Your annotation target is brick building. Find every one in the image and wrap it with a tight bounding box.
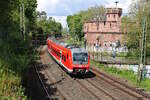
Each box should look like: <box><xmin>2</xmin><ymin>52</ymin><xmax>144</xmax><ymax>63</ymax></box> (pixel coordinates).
<box><xmin>83</xmin><ymin>7</ymin><xmax>126</xmax><ymax>52</ymax></box>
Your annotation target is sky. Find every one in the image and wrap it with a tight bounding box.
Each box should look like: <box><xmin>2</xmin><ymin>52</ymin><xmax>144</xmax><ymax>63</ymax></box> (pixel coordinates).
<box><xmin>37</xmin><ymin>0</ymin><xmax>133</xmax><ymax>27</ymax></box>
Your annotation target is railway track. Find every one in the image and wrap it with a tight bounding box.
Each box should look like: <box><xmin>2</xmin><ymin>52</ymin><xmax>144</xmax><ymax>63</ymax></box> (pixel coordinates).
<box><xmin>34</xmin><ymin>61</ymin><xmax>67</xmax><ymax>99</ymax></box>
<box><xmin>34</xmin><ymin>64</ymin><xmax>51</xmax><ymax>99</ymax></box>
<box><xmin>42</xmin><ymin>54</ymin><xmax>102</xmax><ymax>100</ymax></box>
<box><xmin>49</xmin><ymin>53</ymin><xmax>145</xmax><ymax>100</ymax></box>
<box><xmin>41</xmin><ymin>60</ymin><xmax>67</xmax><ymax>100</ymax></box>
<box><xmin>84</xmin><ymin>79</ymin><xmax>116</xmax><ymax>100</ymax></box>
<box><xmin>45</xmin><ymin>52</ymin><xmax>118</xmax><ymax>100</ymax></box>
<box><xmin>75</xmin><ymin>79</ymin><xmax>101</xmax><ymax>100</ymax></box>
<box><xmin>38</xmin><ymin>49</ymin><xmax>150</xmax><ymax>100</ymax></box>
<box><xmin>91</xmin><ymin>67</ymin><xmax>149</xmax><ymax>100</ymax></box>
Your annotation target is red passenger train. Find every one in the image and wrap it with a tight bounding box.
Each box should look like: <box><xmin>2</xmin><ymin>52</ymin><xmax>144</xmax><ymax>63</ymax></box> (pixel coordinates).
<box><xmin>47</xmin><ymin>37</ymin><xmax>90</xmax><ymax>74</ymax></box>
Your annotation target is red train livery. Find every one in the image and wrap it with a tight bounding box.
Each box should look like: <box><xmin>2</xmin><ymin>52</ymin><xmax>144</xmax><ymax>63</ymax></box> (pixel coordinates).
<box><xmin>47</xmin><ymin>37</ymin><xmax>90</xmax><ymax>74</ymax></box>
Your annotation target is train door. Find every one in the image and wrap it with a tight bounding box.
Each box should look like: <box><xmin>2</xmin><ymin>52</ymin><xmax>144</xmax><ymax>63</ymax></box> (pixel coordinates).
<box><xmin>60</xmin><ymin>51</ymin><xmax>62</xmax><ymax>63</ymax></box>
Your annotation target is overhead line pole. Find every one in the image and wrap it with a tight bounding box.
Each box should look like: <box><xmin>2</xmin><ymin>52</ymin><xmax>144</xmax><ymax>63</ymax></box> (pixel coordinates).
<box><xmin>137</xmin><ymin>1</ymin><xmax>147</xmax><ymax>84</ymax></box>
<box><xmin>20</xmin><ymin>3</ymin><xmax>26</xmax><ymax>41</ymax></box>
<box><xmin>23</xmin><ymin>3</ymin><xmax>26</xmax><ymax>41</ymax></box>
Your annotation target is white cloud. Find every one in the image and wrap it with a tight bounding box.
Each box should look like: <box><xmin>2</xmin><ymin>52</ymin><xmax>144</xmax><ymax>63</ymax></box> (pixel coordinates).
<box><xmin>37</xmin><ymin>0</ymin><xmax>133</xmax><ymax>15</ymax></box>
<box><xmin>37</xmin><ymin>0</ymin><xmax>133</xmax><ymax>27</ymax></box>
<box><xmin>37</xmin><ymin>0</ymin><xmax>60</xmax><ymax>13</ymax></box>
<box><xmin>52</xmin><ymin>16</ymin><xmax>67</xmax><ymax>28</ymax></box>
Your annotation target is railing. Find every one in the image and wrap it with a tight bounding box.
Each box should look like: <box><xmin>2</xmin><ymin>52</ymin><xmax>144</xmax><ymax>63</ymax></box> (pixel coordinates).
<box><xmin>89</xmin><ymin>52</ymin><xmax>150</xmax><ymax>65</ymax></box>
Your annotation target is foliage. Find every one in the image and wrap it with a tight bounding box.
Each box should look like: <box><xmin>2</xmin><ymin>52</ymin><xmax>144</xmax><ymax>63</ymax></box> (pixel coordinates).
<box><xmin>91</xmin><ymin>60</ymin><xmax>150</xmax><ymax>91</ymax></box>
<box><xmin>0</xmin><ymin>64</ymin><xmax>27</xmax><ymax>99</ymax></box>
<box><xmin>66</xmin><ymin>37</ymin><xmax>85</xmax><ymax>47</ymax></box>
<box><xmin>62</xmin><ymin>27</ymin><xmax>69</xmax><ymax>34</ymax></box>
<box><xmin>0</xmin><ymin>36</ymin><xmax>31</xmax><ymax>99</ymax></box>
<box><xmin>0</xmin><ymin>0</ymin><xmax>37</xmax><ymax>99</ymax></box>
<box><xmin>36</xmin><ymin>11</ymin><xmax>62</xmax><ymax>35</ymax></box>
<box><xmin>67</xmin><ymin>15</ymin><xmax>83</xmax><ymax>41</ymax></box>
<box><xmin>67</xmin><ymin>5</ymin><xmax>106</xmax><ymax>42</ymax></box>
<box><xmin>78</xmin><ymin>5</ymin><xmax>106</xmax><ymax>22</ymax></box>
<box><xmin>122</xmin><ymin>0</ymin><xmax>150</xmax><ymax>57</ymax></box>
<box><xmin>24</xmin><ymin>0</ymin><xmax>37</xmax><ymax>32</ymax></box>
<box><xmin>0</xmin><ymin>0</ymin><xmax>63</xmax><ymax>98</ymax></box>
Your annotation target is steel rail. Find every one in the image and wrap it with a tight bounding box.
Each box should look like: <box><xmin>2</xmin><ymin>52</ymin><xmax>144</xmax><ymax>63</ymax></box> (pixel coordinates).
<box><xmin>34</xmin><ymin>64</ymin><xmax>51</xmax><ymax>99</ymax></box>
<box><xmin>42</xmin><ymin>55</ymin><xmax>67</xmax><ymax>100</ymax></box>
<box><xmin>85</xmin><ymin>79</ymin><xmax>116</xmax><ymax>100</ymax></box>
<box><xmin>91</xmin><ymin>67</ymin><xmax>148</xmax><ymax>99</ymax></box>
<box><xmin>47</xmin><ymin>53</ymin><xmax>102</xmax><ymax>100</ymax></box>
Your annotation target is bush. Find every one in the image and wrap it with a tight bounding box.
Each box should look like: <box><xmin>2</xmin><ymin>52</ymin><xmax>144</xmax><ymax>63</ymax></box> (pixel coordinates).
<box><xmin>0</xmin><ymin>35</ymin><xmax>32</xmax><ymax>99</ymax></box>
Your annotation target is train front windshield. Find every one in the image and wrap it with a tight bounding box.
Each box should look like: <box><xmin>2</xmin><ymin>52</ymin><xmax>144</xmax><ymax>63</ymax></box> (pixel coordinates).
<box><xmin>73</xmin><ymin>53</ymin><xmax>88</xmax><ymax>64</ymax></box>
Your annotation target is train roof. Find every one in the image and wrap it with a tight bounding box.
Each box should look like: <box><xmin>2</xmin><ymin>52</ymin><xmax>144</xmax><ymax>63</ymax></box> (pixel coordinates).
<box><xmin>48</xmin><ymin>37</ymin><xmax>88</xmax><ymax>54</ymax></box>
<box><xmin>47</xmin><ymin>37</ymin><xmax>80</xmax><ymax>49</ymax></box>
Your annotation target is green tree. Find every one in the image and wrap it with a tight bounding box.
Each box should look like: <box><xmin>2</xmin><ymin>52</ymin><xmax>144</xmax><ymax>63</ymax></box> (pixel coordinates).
<box><xmin>67</xmin><ymin>5</ymin><xmax>106</xmax><ymax>42</ymax></box>
<box><xmin>67</xmin><ymin>15</ymin><xmax>83</xmax><ymax>41</ymax></box>
<box><xmin>36</xmin><ymin>11</ymin><xmax>62</xmax><ymax>35</ymax></box>
<box><xmin>122</xmin><ymin>0</ymin><xmax>150</xmax><ymax>57</ymax></box>
<box><xmin>24</xmin><ymin>0</ymin><xmax>37</xmax><ymax>32</ymax></box>
<box><xmin>62</xmin><ymin>27</ymin><xmax>69</xmax><ymax>34</ymax></box>
<box><xmin>0</xmin><ymin>0</ymin><xmax>37</xmax><ymax>98</ymax></box>
<box><xmin>0</xmin><ymin>0</ymin><xmax>20</xmax><ymax>39</ymax></box>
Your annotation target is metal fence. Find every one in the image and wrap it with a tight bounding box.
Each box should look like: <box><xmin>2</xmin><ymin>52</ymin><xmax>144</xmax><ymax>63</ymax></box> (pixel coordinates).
<box><xmin>89</xmin><ymin>52</ymin><xmax>150</xmax><ymax>65</ymax></box>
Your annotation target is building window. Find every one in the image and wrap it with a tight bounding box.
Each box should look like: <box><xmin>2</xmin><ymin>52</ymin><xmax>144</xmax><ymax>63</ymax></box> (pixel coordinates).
<box><xmin>104</xmin><ymin>42</ymin><xmax>107</xmax><ymax>47</ymax></box>
<box><xmin>114</xmin><ymin>14</ymin><xmax>115</xmax><ymax>18</ymax></box>
<box><xmin>104</xmin><ymin>21</ymin><xmax>106</xmax><ymax>26</ymax></box>
<box><xmin>110</xmin><ymin>23</ymin><xmax>111</xmax><ymax>28</ymax></box>
<box><xmin>93</xmin><ymin>43</ymin><xmax>95</xmax><ymax>46</ymax></box>
<box><xmin>97</xmin><ymin>25</ymin><xmax>99</xmax><ymax>30</ymax></box>
<box><xmin>110</xmin><ymin>44</ymin><xmax>112</xmax><ymax>47</ymax></box>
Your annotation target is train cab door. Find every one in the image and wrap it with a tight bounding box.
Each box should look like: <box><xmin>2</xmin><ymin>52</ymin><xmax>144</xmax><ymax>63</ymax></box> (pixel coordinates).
<box><xmin>60</xmin><ymin>51</ymin><xmax>62</xmax><ymax>63</ymax></box>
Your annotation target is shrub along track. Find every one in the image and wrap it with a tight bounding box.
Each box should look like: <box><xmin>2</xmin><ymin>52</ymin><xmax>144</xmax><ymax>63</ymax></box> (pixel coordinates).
<box><xmin>38</xmin><ymin>47</ymin><xmax>149</xmax><ymax>100</ymax></box>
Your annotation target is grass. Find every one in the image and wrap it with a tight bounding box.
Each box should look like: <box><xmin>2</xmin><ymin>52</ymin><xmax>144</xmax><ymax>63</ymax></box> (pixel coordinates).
<box><xmin>90</xmin><ymin>60</ymin><xmax>150</xmax><ymax>91</ymax></box>
<box><xmin>0</xmin><ymin>64</ymin><xmax>27</xmax><ymax>99</ymax></box>
<box><xmin>89</xmin><ymin>51</ymin><xmax>139</xmax><ymax>59</ymax></box>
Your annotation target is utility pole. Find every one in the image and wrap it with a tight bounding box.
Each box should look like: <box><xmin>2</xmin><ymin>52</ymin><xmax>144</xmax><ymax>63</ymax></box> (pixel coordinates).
<box><xmin>137</xmin><ymin>4</ymin><xmax>147</xmax><ymax>84</ymax></box>
<box><xmin>20</xmin><ymin>3</ymin><xmax>26</xmax><ymax>41</ymax></box>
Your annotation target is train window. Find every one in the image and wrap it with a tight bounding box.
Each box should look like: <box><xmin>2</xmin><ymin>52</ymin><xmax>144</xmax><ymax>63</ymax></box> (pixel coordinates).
<box><xmin>63</xmin><ymin>55</ymin><xmax>66</xmax><ymax>62</ymax></box>
<box><xmin>56</xmin><ymin>51</ymin><xmax>58</xmax><ymax>56</ymax></box>
<box><xmin>57</xmin><ymin>51</ymin><xmax>59</xmax><ymax>56</ymax></box>
<box><xmin>57</xmin><ymin>51</ymin><xmax>58</xmax><ymax>56</ymax></box>
<box><xmin>55</xmin><ymin>50</ymin><xmax>57</xmax><ymax>55</ymax></box>
<box><xmin>64</xmin><ymin>56</ymin><xmax>66</xmax><ymax>62</ymax></box>
<box><xmin>60</xmin><ymin>53</ymin><xmax>62</xmax><ymax>58</ymax></box>
<box><xmin>61</xmin><ymin>55</ymin><xmax>66</xmax><ymax>62</ymax></box>
<box><xmin>73</xmin><ymin>53</ymin><xmax>88</xmax><ymax>64</ymax></box>
<box><xmin>62</xmin><ymin>55</ymin><xmax>64</xmax><ymax>60</ymax></box>
<box><xmin>58</xmin><ymin>52</ymin><xmax>60</xmax><ymax>57</ymax></box>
